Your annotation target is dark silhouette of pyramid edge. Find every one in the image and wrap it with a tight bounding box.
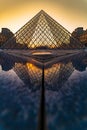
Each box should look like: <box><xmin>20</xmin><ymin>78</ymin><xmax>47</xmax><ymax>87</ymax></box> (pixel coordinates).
<box><xmin>14</xmin><ymin>10</ymin><xmax>70</xmax><ymax>36</ymax></box>
<box><xmin>1</xmin><ymin>10</ymin><xmax>83</xmax><ymax>49</ymax></box>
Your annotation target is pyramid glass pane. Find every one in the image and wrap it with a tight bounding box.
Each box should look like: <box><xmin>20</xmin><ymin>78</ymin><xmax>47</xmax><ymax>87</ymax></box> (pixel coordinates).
<box><xmin>1</xmin><ymin>10</ymin><xmax>83</xmax><ymax>49</ymax></box>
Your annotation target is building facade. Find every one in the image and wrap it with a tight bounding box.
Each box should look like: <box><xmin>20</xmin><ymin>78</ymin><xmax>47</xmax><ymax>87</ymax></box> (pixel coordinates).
<box><xmin>0</xmin><ymin>28</ymin><xmax>14</xmax><ymax>47</ymax></box>
<box><xmin>72</xmin><ymin>27</ymin><xmax>87</xmax><ymax>47</ymax></box>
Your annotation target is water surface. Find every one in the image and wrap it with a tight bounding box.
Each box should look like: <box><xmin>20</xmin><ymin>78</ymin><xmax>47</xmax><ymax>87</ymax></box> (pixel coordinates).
<box><xmin>0</xmin><ymin>51</ymin><xmax>87</xmax><ymax>130</ymax></box>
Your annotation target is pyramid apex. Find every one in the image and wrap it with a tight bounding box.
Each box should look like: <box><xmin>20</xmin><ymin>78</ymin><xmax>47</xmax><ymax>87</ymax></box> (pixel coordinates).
<box><xmin>39</xmin><ymin>10</ymin><xmax>45</xmax><ymax>13</ymax></box>
<box><xmin>40</xmin><ymin>10</ymin><xmax>44</xmax><ymax>12</ymax></box>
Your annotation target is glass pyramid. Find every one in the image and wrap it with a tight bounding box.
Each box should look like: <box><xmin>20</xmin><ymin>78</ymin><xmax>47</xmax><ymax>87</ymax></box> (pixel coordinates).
<box><xmin>2</xmin><ymin>10</ymin><xmax>83</xmax><ymax>49</ymax></box>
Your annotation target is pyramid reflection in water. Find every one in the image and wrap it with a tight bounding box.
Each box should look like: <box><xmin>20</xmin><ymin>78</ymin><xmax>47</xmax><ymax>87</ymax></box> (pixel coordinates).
<box><xmin>13</xmin><ymin>61</ymin><xmax>74</xmax><ymax>91</ymax></box>
<box><xmin>2</xmin><ymin>10</ymin><xmax>83</xmax><ymax>49</ymax></box>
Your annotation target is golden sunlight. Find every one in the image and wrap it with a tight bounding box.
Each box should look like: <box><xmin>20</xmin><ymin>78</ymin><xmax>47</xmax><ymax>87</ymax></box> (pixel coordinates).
<box><xmin>0</xmin><ymin>0</ymin><xmax>87</xmax><ymax>33</ymax></box>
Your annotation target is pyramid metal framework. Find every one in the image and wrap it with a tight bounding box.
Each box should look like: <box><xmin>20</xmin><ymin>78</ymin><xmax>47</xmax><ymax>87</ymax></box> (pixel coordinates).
<box><xmin>2</xmin><ymin>10</ymin><xmax>83</xmax><ymax>49</ymax></box>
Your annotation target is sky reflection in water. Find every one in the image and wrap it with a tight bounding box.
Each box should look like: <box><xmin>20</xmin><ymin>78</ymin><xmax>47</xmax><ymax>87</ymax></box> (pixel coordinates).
<box><xmin>0</xmin><ymin>52</ymin><xmax>87</xmax><ymax>130</ymax></box>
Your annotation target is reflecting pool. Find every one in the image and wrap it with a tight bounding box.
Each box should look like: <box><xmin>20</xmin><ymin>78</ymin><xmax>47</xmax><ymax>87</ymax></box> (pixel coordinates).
<box><xmin>0</xmin><ymin>51</ymin><xmax>87</xmax><ymax>130</ymax></box>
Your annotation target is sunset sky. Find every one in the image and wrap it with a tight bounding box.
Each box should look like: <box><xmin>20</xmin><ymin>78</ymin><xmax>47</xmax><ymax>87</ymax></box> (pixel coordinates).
<box><xmin>0</xmin><ymin>0</ymin><xmax>87</xmax><ymax>33</ymax></box>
